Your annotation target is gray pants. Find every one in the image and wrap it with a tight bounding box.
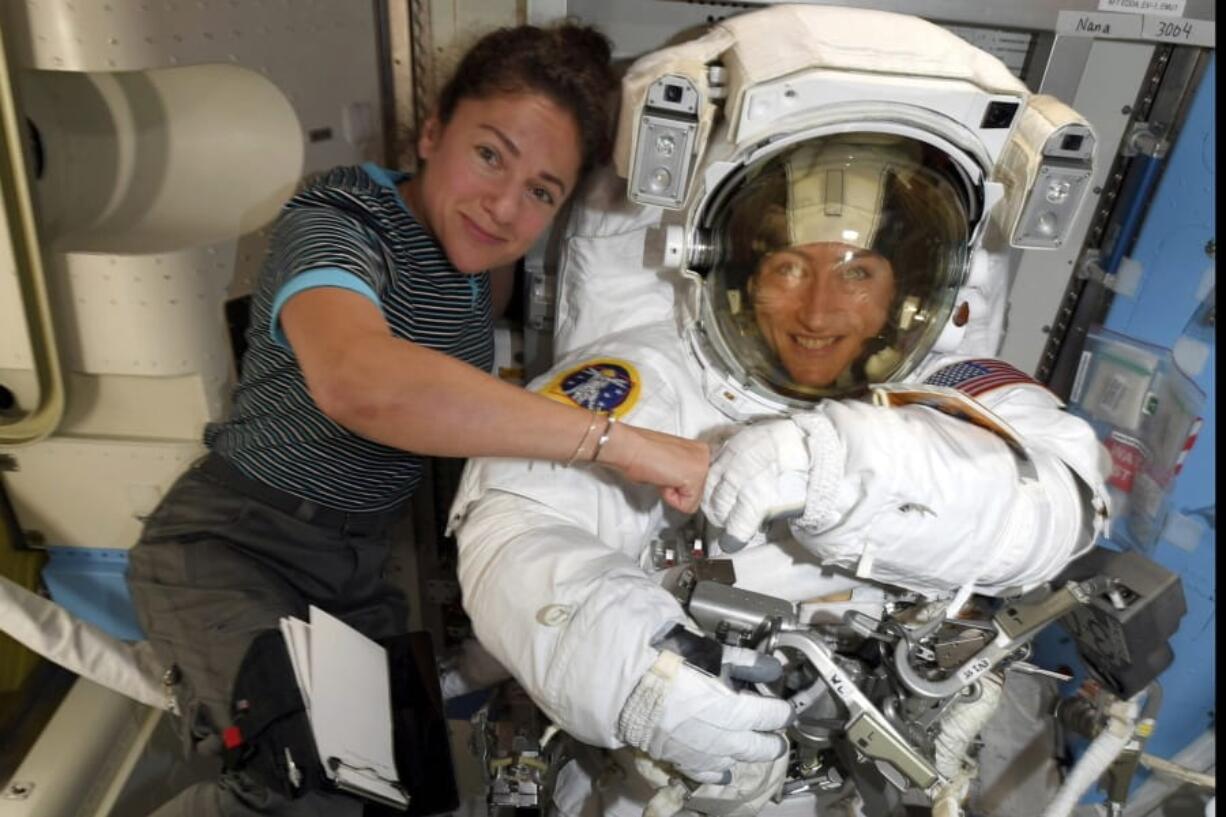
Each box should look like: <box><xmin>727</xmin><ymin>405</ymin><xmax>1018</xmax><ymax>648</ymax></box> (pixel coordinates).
<box><xmin>127</xmin><ymin>459</ymin><xmax>409</xmax><ymax>816</ymax></box>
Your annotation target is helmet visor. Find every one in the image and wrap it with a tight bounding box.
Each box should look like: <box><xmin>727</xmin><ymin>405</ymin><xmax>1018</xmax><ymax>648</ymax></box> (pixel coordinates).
<box><xmin>703</xmin><ymin>134</ymin><xmax>970</xmax><ymax>401</ymax></box>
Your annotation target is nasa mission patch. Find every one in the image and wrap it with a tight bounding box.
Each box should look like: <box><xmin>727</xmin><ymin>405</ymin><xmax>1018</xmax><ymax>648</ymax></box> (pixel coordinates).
<box><xmin>540</xmin><ymin>359</ymin><xmax>641</xmax><ymax>418</ymax></box>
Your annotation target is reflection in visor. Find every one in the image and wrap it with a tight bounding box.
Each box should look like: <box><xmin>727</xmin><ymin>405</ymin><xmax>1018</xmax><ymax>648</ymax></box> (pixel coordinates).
<box><xmin>704</xmin><ymin>134</ymin><xmax>970</xmax><ymax>401</ymax></box>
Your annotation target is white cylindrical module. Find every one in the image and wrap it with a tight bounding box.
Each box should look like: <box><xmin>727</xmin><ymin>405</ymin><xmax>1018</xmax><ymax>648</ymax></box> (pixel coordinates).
<box><xmin>22</xmin><ymin>64</ymin><xmax>303</xmax><ymax>253</ymax></box>
<box><xmin>0</xmin><ymin>0</ymin><xmax>386</xmax><ymax>549</ymax></box>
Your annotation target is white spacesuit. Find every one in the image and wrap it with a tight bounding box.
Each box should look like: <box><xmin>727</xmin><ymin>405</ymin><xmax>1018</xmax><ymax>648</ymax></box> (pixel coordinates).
<box><xmin>449</xmin><ymin>6</ymin><xmax>1111</xmax><ymax>816</ymax></box>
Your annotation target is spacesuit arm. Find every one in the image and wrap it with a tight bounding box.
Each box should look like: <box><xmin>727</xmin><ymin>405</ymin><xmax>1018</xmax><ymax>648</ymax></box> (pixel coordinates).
<box><xmin>450</xmin><ymin>459</ymin><xmax>687</xmax><ymax>748</ymax></box>
<box><xmin>928</xmin><ymin>366</ymin><xmax>1111</xmax><ymax>522</ymax></box>
<box><xmin>453</xmin><ymin>465</ymin><xmax>793</xmax><ymax>777</ymax></box>
<box><xmin>913</xmin><ymin>353</ymin><xmax>1112</xmax><ymax>552</ymax></box>
<box><xmin>787</xmin><ymin>396</ymin><xmax>1100</xmax><ymax>596</ymax></box>
<box><xmin>704</xmin><ymin>379</ymin><xmax>1105</xmax><ymax>597</ymax></box>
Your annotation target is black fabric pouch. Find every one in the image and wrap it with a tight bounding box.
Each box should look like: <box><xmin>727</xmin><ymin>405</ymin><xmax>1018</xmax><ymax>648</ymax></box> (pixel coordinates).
<box><xmin>226</xmin><ymin>629</ymin><xmax>327</xmax><ymax>799</ymax></box>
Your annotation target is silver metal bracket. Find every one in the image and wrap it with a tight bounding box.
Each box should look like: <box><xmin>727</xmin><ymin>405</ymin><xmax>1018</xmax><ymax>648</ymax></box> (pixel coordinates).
<box><xmin>768</xmin><ymin>629</ymin><xmax>944</xmax><ymax>795</ymax></box>
<box><xmin>1123</xmin><ymin>122</ymin><xmax>1170</xmax><ymax>159</ymax></box>
<box><xmin>1077</xmin><ymin>250</ymin><xmax>1113</xmax><ymax>285</ymax></box>
<box><xmin>894</xmin><ymin>578</ymin><xmax>1110</xmax><ymax>700</ymax></box>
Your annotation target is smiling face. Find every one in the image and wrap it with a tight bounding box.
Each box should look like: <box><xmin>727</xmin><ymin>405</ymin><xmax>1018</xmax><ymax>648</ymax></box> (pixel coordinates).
<box><xmin>749</xmin><ymin>241</ymin><xmax>895</xmax><ymax>387</ymax></box>
<box><xmin>404</xmin><ymin>92</ymin><xmax>582</xmax><ymax>274</ymax></box>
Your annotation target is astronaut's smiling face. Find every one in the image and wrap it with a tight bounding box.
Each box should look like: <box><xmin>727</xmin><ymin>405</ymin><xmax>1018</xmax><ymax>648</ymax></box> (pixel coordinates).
<box><xmin>406</xmin><ymin>93</ymin><xmax>582</xmax><ymax>274</ymax></box>
<box><xmin>749</xmin><ymin>241</ymin><xmax>894</xmax><ymax>387</ymax></box>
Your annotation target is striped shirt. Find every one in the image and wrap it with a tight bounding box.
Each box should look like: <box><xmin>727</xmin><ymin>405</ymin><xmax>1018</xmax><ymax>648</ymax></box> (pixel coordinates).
<box><xmin>204</xmin><ymin>163</ymin><xmax>494</xmax><ymax>511</ymax></box>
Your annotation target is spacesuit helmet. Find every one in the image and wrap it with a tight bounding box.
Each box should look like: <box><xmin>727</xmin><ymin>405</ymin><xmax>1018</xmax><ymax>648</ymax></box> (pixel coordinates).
<box><xmin>700</xmin><ymin>133</ymin><xmax>971</xmax><ymax>403</ymax></box>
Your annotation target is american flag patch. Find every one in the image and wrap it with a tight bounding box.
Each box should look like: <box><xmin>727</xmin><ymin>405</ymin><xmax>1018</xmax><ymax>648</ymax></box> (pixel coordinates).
<box><xmin>924</xmin><ymin>359</ymin><xmax>1039</xmax><ymax>397</ymax></box>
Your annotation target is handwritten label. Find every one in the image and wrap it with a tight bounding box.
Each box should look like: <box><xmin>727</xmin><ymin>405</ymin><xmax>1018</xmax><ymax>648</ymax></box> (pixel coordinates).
<box><xmin>1057</xmin><ymin>10</ymin><xmax>1212</xmax><ymax>46</ymax></box>
<box><xmin>1099</xmin><ymin>0</ymin><xmax>1186</xmax><ymax>16</ymax></box>
<box><xmin>1143</xmin><ymin>15</ymin><xmax>1215</xmax><ymax>46</ymax></box>
<box><xmin>1057</xmin><ymin>11</ymin><xmax>1144</xmax><ymax>39</ymax></box>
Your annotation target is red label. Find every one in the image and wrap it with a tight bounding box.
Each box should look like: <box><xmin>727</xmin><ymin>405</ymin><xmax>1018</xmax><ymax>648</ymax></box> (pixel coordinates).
<box><xmin>1105</xmin><ymin>432</ymin><xmax>1146</xmax><ymax>493</ymax></box>
<box><xmin>222</xmin><ymin>725</ymin><xmax>244</xmax><ymax>750</ymax></box>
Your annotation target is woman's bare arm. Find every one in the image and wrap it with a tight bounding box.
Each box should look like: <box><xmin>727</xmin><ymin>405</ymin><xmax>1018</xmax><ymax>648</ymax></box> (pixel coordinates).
<box><xmin>281</xmin><ymin>287</ymin><xmax>709</xmax><ymax>511</ymax></box>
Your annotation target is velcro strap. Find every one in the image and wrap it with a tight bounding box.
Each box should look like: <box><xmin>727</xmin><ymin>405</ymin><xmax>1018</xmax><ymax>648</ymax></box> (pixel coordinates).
<box><xmin>618</xmin><ymin>650</ymin><xmax>684</xmax><ymax>749</ymax></box>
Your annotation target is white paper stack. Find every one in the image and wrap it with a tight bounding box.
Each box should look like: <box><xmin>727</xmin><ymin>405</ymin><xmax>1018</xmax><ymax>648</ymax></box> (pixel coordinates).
<box><xmin>280</xmin><ymin>605</ymin><xmax>408</xmax><ymax>810</ymax></box>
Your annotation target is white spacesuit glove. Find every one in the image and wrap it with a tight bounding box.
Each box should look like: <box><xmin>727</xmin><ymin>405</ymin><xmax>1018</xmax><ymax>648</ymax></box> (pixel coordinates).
<box><xmin>616</xmin><ymin>627</ymin><xmax>793</xmax><ymax>784</ymax></box>
<box><xmin>703</xmin><ymin>414</ymin><xmax>841</xmax><ymax>550</ymax></box>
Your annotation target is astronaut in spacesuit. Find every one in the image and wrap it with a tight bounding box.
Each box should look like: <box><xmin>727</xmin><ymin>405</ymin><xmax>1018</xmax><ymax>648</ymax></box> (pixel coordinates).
<box><xmin>447</xmin><ymin>5</ymin><xmax>1111</xmax><ymax>814</ymax></box>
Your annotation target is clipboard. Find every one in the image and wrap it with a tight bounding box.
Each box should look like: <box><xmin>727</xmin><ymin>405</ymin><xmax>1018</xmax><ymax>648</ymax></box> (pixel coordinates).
<box><xmin>280</xmin><ymin>606</ymin><xmax>410</xmax><ymax>810</ymax></box>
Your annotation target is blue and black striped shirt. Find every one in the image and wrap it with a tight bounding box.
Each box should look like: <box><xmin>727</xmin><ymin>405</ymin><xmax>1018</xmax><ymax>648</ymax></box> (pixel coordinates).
<box><xmin>204</xmin><ymin>163</ymin><xmax>494</xmax><ymax>511</ymax></box>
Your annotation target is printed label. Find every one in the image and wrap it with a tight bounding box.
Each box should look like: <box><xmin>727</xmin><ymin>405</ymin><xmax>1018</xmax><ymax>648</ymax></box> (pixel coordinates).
<box><xmin>1098</xmin><ymin>0</ymin><xmax>1186</xmax><ymax>17</ymax></box>
<box><xmin>1104</xmin><ymin>431</ymin><xmax>1148</xmax><ymax>493</ymax></box>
